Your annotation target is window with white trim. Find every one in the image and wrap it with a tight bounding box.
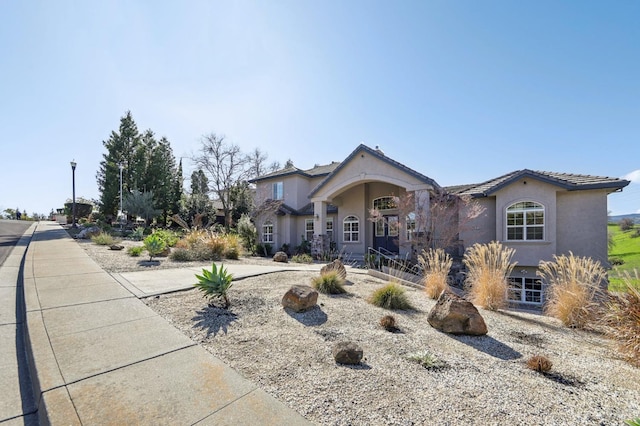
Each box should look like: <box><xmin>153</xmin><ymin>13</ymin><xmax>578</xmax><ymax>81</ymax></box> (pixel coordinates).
<box><xmin>262</xmin><ymin>221</ymin><xmax>273</xmax><ymax>243</ymax></box>
<box><xmin>406</xmin><ymin>213</ymin><xmax>416</xmax><ymax>241</ymax></box>
<box><xmin>272</xmin><ymin>182</ymin><xmax>283</xmax><ymax>200</ymax></box>
<box><xmin>305</xmin><ymin>219</ymin><xmax>314</xmax><ymax>241</ymax></box>
<box><xmin>373</xmin><ymin>196</ymin><xmax>397</xmax><ymax>210</ymax></box>
<box><xmin>506</xmin><ymin>201</ymin><xmax>544</xmax><ymax>241</ymax></box>
<box><xmin>343</xmin><ymin>215</ymin><xmax>359</xmax><ymax>242</ymax></box>
<box><xmin>508</xmin><ymin>277</ymin><xmax>543</xmax><ymax>305</ymax></box>
<box><xmin>326</xmin><ymin>218</ymin><xmax>334</xmax><ymax>241</ymax></box>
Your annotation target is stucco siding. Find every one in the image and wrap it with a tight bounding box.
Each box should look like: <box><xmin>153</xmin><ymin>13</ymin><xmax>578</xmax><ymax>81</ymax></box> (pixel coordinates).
<box><xmin>556</xmin><ymin>190</ymin><xmax>609</xmax><ymax>265</ymax></box>
<box><xmin>460</xmin><ymin>197</ymin><xmax>496</xmax><ymax>249</ymax></box>
<box><xmin>336</xmin><ymin>184</ymin><xmax>367</xmax><ymax>255</ymax></box>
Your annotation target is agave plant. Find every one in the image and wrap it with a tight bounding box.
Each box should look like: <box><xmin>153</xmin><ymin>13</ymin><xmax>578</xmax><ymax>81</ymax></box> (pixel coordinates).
<box><xmin>194</xmin><ymin>263</ymin><xmax>233</xmax><ymax>308</ymax></box>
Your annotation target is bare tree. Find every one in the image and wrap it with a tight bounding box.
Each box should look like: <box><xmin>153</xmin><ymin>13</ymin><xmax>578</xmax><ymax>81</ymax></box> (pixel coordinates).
<box><xmin>192</xmin><ymin>134</ymin><xmax>249</xmax><ymax>229</ymax></box>
<box><xmin>246</xmin><ymin>148</ymin><xmax>269</xmax><ymax>179</ymax></box>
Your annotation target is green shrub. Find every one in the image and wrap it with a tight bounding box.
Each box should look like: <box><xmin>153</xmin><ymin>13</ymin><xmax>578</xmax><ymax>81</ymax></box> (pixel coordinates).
<box><xmin>237</xmin><ymin>214</ymin><xmax>257</xmax><ymax>253</ymax></box>
<box><xmin>169</xmin><ymin>247</ymin><xmax>193</xmax><ymax>262</ymax></box>
<box><xmin>127</xmin><ymin>246</ymin><xmax>144</xmax><ymax>257</ymax></box>
<box><xmin>255</xmin><ymin>243</ymin><xmax>272</xmax><ymax>257</ymax></box>
<box><xmin>153</xmin><ymin>229</ymin><xmax>179</xmax><ymax>247</ymax></box>
<box><xmin>91</xmin><ymin>232</ymin><xmax>116</xmax><ymax>246</ymax></box>
<box><xmin>463</xmin><ymin>241</ymin><xmax>516</xmax><ymax>311</ymax></box>
<box><xmin>194</xmin><ymin>263</ymin><xmax>233</xmax><ymax>308</ymax></box>
<box><xmin>311</xmin><ymin>271</ymin><xmax>346</xmax><ymax>294</ymax></box>
<box><xmin>143</xmin><ymin>233</ymin><xmax>167</xmax><ymax>261</ymax></box>
<box><xmin>406</xmin><ymin>351</ymin><xmax>446</xmax><ymax>369</ymax></box>
<box><xmin>291</xmin><ymin>254</ymin><xmax>313</xmax><ymax>264</ymax></box>
<box><xmin>130</xmin><ymin>227</ymin><xmax>145</xmax><ymax>241</ymax></box>
<box><xmin>369</xmin><ymin>282</ymin><xmax>413</xmax><ymax>310</ymax></box>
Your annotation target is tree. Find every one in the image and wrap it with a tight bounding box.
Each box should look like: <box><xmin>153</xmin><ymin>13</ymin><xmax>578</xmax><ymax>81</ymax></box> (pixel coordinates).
<box><xmin>97</xmin><ymin>111</ymin><xmax>143</xmax><ymax>218</ymax></box>
<box><xmin>171</xmin><ymin>158</ymin><xmax>184</xmax><ymax>221</ymax></box>
<box><xmin>187</xmin><ymin>169</ymin><xmax>212</xmax><ymax>225</ymax></box>
<box><xmin>123</xmin><ymin>190</ymin><xmax>162</xmax><ymax>224</ymax></box>
<box><xmin>192</xmin><ymin>134</ymin><xmax>249</xmax><ymax>229</ymax></box>
<box><xmin>229</xmin><ymin>181</ymin><xmax>254</xmax><ymax>225</ymax></box>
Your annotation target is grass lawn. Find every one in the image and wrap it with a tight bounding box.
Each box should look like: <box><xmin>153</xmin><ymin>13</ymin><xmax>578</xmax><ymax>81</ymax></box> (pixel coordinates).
<box><xmin>608</xmin><ymin>223</ymin><xmax>640</xmax><ymax>291</ymax></box>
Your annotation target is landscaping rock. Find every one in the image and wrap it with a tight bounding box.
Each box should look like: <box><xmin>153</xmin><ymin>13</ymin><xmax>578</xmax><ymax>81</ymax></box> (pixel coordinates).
<box><xmin>74</xmin><ymin>226</ymin><xmax>101</xmax><ymax>239</ymax></box>
<box><xmin>332</xmin><ymin>341</ymin><xmax>363</xmax><ymax>365</ymax></box>
<box><xmin>109</xmin><ymin>244</ymin><xmax>124</xmax><ymax>251</ymax></box>
<box><xmin>427</xmin><ymin>290</ymin><xmax>487</xmax><ymax>335</ymax></box>
<box><xmin>273</xmin><ymin>251</ymin><xmax>289</xmax><ymax>263</ymax></box>
<box><xmin>321</xmin><ymin>259</ymin><xmax>347</xmax><ymax>280</ymax></box>
<box><xmin>282</xmin><ymin>285</ymin><xmax>318</xmax><ymax>312</ymax></box>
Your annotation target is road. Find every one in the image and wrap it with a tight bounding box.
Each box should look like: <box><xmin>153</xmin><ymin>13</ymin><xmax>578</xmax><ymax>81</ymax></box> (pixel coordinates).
<box><xmin>0</xmin><ymin>220</ymin><xmax>32</xmax><ymax>266</ymax></box>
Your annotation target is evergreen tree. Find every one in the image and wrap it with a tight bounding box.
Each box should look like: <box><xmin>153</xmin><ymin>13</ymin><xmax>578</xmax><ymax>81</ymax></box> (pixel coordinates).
<box><xmin>171</xmin><ymin>158</ymin><xmax>184</xmax><ymax>220</ymax></box>
<box><xmin>230</xmin><ymin>181</ymin><xmax>254</xmax><ymax>225</ymax></box>
<box><xmin>188</xmin><ymin>169</ymin><xmax>211</xmax><ymax>224</ymax></box>
<box><xmin>96</xmin><ymin>111</ymin><xmax>142</xmax><ymax>217</ymax></box>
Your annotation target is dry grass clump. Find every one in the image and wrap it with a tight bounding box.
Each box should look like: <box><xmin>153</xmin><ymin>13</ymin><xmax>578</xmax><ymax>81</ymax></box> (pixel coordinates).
<box><xmin>312</xmin><ymin>271</ymin><xmax>346</xmax><ymax>294</ymax></box>
<box><xmin>379</xmin><ymin>315</ymin><xmax>397</xmax><ymax>331</ymax></box>
<box><xmin>418</xmin><ymin>248</ymin><xmax>452</xmax><ymax>299</ymax></box>
<box><xmin>604</xmin><ymin>270</ymin><xmax>640</xmax><ymax>366</ymax></box>
<box><xmin>463</xmin><ymin>241</ymin><xmax>516</xmax><ymax>310</ymax></box>
<box><xmin>173</xmin><ymin>229</ymin><xmax>242</xmax><ymax>261</ymax></box>
<box><xmin>91</xmin><ymin>231</ymin><xmax>117</xmax><ymax>246</ymax></box>
<box><xmin>526</xmin><ymin>355</ymin><xmax>553</xmax><ymax>373</ymax></box>
<box><xmin>369</xmin><ymin>282</ymin><xmax>414</xmax><ymax>310</ymax></box>
<box><xmin>538</xmin><ymin>252</ymin><xmax>606</xmax><ymax>328</ymax></box>
<box><xmin>406</xmin><ymin>351</ymin><xmax>446</xmax><ymax>369</ymax></box>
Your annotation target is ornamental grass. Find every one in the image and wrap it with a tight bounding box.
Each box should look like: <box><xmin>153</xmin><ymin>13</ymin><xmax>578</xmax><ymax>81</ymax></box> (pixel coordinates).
<box><xmin>603</xmin><ymin>270</ymin><xmax>640</xmax><ymax>366</ymax></box>
<box><xmin>463</xmin><ymin>241</ymin><xmax>516</xmax><ymax>310</ymax></box>
<box><xmin>419</xmin><ymin>248</ymin><xmax>452</xmax><ymax>299</ymax></box>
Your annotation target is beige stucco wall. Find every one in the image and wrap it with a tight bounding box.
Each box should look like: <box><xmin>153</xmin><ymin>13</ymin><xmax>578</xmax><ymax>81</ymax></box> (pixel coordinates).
<box><xmin>556</xmin><ymin>189</ymin><xmax>609</xmax><ymax>265</ymax></box>
<box><xmin>460</xmin><ymin>197</ymin><xmax>496</xmax><ymax>249</ymax></box>
<box><xmin>492</xmin><ymin>178</ymin><xmax>558</xmax><ymax>267</ymax></box>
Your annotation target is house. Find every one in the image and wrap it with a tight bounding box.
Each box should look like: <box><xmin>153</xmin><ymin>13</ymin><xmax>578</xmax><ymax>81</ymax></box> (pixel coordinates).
<box><xmin>250</xmin><ymin>144</ymin><xmax>630</xmax><ymax>306</ymax></box>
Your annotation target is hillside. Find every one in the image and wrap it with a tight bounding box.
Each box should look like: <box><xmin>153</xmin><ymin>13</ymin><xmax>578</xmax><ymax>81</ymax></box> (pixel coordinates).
<box><xmin>608</xmin><ymin>222</ymin><xmax>640</xmax><ymax>290</ymax></box>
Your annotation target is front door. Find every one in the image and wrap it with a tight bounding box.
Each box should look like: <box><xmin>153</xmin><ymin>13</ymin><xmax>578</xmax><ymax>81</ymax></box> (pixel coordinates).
<box><xmin>373</xmin><ymin>215</ymin><xmax>399</xmax><ymax>254</ymax></box>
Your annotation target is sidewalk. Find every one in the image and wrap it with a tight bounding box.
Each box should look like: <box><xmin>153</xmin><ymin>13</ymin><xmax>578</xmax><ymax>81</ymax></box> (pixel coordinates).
<box><xmin>17</xmin><ymin>222</ymin><xmax>313</xmax><ymax>425</ymax></box>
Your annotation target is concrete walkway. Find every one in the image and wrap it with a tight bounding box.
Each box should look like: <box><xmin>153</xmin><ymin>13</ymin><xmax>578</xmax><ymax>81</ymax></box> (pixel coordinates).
<box><xmin>8</xmin><ymin>222</ymin><xmax>313</xmax><ymax>425</ymax></box>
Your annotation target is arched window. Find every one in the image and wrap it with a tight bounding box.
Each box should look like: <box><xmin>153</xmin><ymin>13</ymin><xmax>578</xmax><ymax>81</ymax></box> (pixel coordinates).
<box><xmin>373</xmin><ymin>196</ymin><xmax>397</xmax><ymax>210</ymax></box>
<box><xmin>343</xmin><ymin>215</ymin><xmax>359</xmax><ymax>242</ymax></box>
<box><xmin>262</xmin><ymin>221</ymin><xmax>274</xmax><ymax>243</ymax></box>
<box><xmin>506</xmin><ymin>201</ymin><xmax>544</xmax><ymax>241</ymax></box>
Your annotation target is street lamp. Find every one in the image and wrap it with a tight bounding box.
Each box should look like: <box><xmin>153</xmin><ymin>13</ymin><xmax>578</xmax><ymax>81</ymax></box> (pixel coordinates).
<box><xmin>70</xmin><ymin>160</ymin><xmax>77</xmax><ymax>228</ymax></box>
<box><xmin>118</xmin><ymin>162</ymin><xmax>124</xmax><ymax>223</ymax></box>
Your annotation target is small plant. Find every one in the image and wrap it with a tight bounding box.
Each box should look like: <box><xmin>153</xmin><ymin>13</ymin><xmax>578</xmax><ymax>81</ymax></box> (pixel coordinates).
<box><xmin>419</xmin><ymin>248</ymin><xmax>452</xmax><ymax>299</ymax></box>
<box><xmin>604</xmin><ymin>270</ymin><xmax>640</xmax><ymax>366</ymax></box>
<box><xmin>406</xmin><ymin>351</ymin><xmax>446</xmax><ymax>369</ymax></box>
<box><xmin>312</xmin><ymin>271</ymin><xmax>346</xmax><ymax>294</ymax></box>
<box><xmin>526</xmin><ymin>355</ymin><xmax>553</xmax><ymax>373</ymax></box>
<box><xmin>153</xmin><ymin>229</ymin><xmax>180</xmax><ymax>247</ymax></box>
<box><xmin>127</xmin><ymin>246</ymin><xmax>144</xmax><ymax>257</ymax></box>
<box><xmin>169</xmin><ymin>247</ymin><xmax>193</xmax><ymax>262</ymax></box>
<box><xmin>143</xmin><ymin>233</ymin><xmax>167</xmax><ymax>261</ymax></box>
<box><xmin>194</xmin><ymin>263</ymin><xmax>233</xmax><ymax>308</ymax></box>
<box><xmin>91</xmin><ymin>231</ymin><xmax>116</xmax><ymax>246</ymax></box>
<box><xmin>463</xmin><ymin>241</ymin><xmax>516</xmax><ymax>311</ymax></box>
<box><xmin>624</xmin><ymin>418</ymin><xmax>640</xmax><ymax>426</ymax></box>
<box><xmin>539</xmin><ymin>252</ymin><xmax>606</xmax><ymax>328</ymax></box>
<box><xmin>291</xmin><ymin>254</ymin><xmax>313</xmax><ymax>264</ymax></box>
<box><xmin>369</xmin><ymin>282</ymin><xmax>413</xmax><ymax>310</ymax></box>
<box><xmin>379</xmin><ymin>315</ymin><xmax>397</xmax><ymax>331</ymax></box>
<box><xmin>130</xmin><ymin>227</ymin><xmax>145</xmax><ymax>241</ymax></box>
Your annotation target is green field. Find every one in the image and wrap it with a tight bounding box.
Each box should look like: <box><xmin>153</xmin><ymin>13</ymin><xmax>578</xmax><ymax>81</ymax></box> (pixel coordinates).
<box><xmin>608</xmin><ymin>223</ymin><xmax>640</xmax><ymax>291</ymax></box>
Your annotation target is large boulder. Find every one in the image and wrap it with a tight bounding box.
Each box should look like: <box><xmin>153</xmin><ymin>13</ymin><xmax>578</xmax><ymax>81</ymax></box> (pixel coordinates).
<box><xmin>282</xmin><ymin>285</ymin><xmax>318</xmax><ymax>312</ymax></box>
<box><xmin>332</xmin><ymin>341</ymin><xmax>363</xmax><ymax>365</ymax></box>
<box><xmin>427</xmin><ymin>290</ymin><xmax>487</xmax><ymax>335</ymax></box>
<box><xmin>320</xmin><ymin>259</ymin><xmax>347</xmax><ymax>280</ymax></box>
<box><xmin>75</xmin><ymin>226</ymin><xmax>101</xmax><ymax>239</ymax></box>
<box><xmin>273</xmin><ymin>251</ymin><xmax>289</xmax><ymax>263</ymax></box>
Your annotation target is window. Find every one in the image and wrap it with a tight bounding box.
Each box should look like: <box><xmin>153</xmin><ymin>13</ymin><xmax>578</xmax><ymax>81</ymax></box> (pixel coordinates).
<box><xmin>262</xmin><ymin>221</ymin><xmax>273</xmax><ymax>243</ymax></box>
<box><xmin>326</xmin><ymin>218</ymin><xmax>334</xmax><ymax>241</ymax></box>
<box><xmin>508</xmin><ymin>277</ymin><xmax>543</xmax><ymax>305</ymax></box>
<box><xmin>388</xmin><ymin>216</ymin><xmax>399</xmax><ymax>237</ymax></box>
<box><xmin>343</xmin><ymin>215</ymin><xmax>359</xmax><ymax>242</ymax></box>
<box><xmin>406</xmin><ymin>213</ymin><xmax>416</xmax><ymax>241</ymax></box>
<box><xmin>506</xmin><ymin>201</ymin><xmax>544</xmax><ymax>241</ymax></box>
<box><xmin>305</xmin><ymin>219</ymin><xmax>314</xmax><ymax>241</ymax></box>
<box><xmin>373</xmin><ymin>196</ymin><xmax>397</xmax><ymax>210</ymax></box>
<box><xmin>272</xmin><ymin>182</ymin><xmax>283</xmax><ymax>200</ymax></box>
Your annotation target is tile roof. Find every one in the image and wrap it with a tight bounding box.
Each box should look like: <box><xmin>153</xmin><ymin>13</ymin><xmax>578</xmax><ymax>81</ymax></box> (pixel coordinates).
<box><xmin>447</xmin><ymin>169</ymin><xmax>630</xmax><ymax>197</ymax></box>
<box><xmin>249</xmin><ymin>162</ymin><xmax>341</xmax><ymax>182</ymax></box>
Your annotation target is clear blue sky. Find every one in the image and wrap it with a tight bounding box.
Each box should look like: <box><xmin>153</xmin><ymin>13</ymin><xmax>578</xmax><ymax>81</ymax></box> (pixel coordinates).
<box><xmin>1</xmin><ymin>0</ymin><xmax>638</xmax><ymax>216</ymax></box>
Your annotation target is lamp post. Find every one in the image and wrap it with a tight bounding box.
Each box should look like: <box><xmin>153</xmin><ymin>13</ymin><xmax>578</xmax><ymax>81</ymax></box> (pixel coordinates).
<box><xmin>70</xmin><ymin>160</ymin><xmax>77</xmax><ymax>228</ymax></box>
<box><xmin>118</xmin><ymin>162</ymin><xmax>124</xmax><ymax>223</ymax></box>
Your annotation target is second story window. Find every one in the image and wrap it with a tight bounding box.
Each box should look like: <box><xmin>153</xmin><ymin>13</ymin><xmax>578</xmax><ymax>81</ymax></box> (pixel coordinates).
<box><xmin>272</xmin><ymin>182</ymin><xmax>283</xmax><ymax>200</ymax></box>
<box><xmin>506</xmin><ymin>201</ymin><xmax>544</xmax><ymax>241</ymax></box>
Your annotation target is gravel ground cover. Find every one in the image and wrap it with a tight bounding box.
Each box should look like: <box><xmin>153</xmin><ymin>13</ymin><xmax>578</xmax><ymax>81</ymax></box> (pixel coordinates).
<box><xmin>78</xmin><ymin>238</ymin><xmax>640</xmax><ymax>425</ymax></box>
